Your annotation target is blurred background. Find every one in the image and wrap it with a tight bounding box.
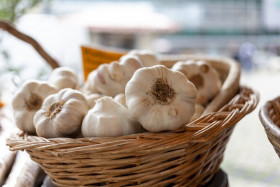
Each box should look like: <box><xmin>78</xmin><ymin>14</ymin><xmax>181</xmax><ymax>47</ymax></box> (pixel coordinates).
<box><xmin>1</xmin><ymin>0</ymin><xmax>280</xmax><ymax>186</ymax></box>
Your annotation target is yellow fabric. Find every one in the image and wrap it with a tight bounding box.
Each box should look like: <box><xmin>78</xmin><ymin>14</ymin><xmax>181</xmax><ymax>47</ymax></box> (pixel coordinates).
<box><xmin>81</xmin><ymin>46</ymin><xmax>125</xmax><ymax>81</ymax></box>
<box><xmin>0</xmin><ymin>100</ymin><xmax>4</xmax><ymax>108</ymax></box>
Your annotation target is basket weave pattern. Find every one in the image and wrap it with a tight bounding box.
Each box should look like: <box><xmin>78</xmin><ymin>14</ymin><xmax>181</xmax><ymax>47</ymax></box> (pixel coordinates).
<box><xmin>259</xmin><ymin>96</ymin><xmax>280</xmax><ymax>158</ymax></box>
<box><xmin>7</xmin><ymin>87</ymin><xmax>258</xmax><ymax>187</ymax></box>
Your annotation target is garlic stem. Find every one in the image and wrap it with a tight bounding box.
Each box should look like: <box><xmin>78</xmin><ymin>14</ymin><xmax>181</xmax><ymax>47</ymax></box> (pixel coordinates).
<box><xmin>24</xmin><ymin>93</ymin><xmax>43</xmax><ymax>111</ymax></box>
<box><xmin>147</xmin><ymin>77</ymin><xmax>175</xmax><ymax>105</ymax></box>
<box><xmin>46</xmin><ymin>100</ymin><xmax>66</xmax><ymax>119</ymax></box>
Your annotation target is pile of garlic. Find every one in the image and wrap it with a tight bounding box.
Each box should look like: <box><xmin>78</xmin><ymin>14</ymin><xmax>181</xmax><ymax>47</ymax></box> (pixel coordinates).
<box><xmin>11</xmin><ymin>50</ymin><xmax>222</xmax><ymax>138</ymax></box>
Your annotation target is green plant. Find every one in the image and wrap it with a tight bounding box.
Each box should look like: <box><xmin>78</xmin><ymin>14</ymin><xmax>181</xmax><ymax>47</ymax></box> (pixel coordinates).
<box><xmin>0</xmin><ymin>0</ymin><xmax>55</xmax><ymax>82</ymax></box>
<box><xmin>0</xmin><ymin>0</ymin><xmax>46</xmax><ymax>23</ymax></box>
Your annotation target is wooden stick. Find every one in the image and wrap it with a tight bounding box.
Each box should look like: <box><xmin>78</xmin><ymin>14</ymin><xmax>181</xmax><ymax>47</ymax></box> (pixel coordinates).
<box><xmin>0</xmin><ymin>19</ymin><xmax>60</xmax><ymax>69</ymax></box>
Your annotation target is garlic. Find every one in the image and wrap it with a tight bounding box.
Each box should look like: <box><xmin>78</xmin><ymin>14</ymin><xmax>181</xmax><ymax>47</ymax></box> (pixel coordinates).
<box><xmin>86</xmin><ymin>93</ymin><xmax>103</xmax><ymax>108</ymax></box>
<box><xmin>125</xmin><ymin>65</ymin><xmax>197</xmax><ymax>132</ymax></box>
<box><xmin>83</xmin><ymin>56</ymin><xmax>142</xmax><ymax>96</ymax></box>
<box><xmin>191</xmin><ymin>104</ymin><xmax>205</xmax><ymax>121</ymax></box>
<box><xmin>172</xmin><ymin>60</ymin><xmax>222</xmax><ymax>105</ymax></box>
<box><xmin>122</xmin><ymin>49</ymin><xmax>159</xmax><ymax>67</ymax></box>
<box><xmin>114</xmin><ymin>93</ymin><xmax>126</xmax><ymax>107</ymax></box>
<box><xmin>48</xmin><ymin>67</ymin><xmax>79</xmax><ymax>90</ymax></box>
<box><xmin>11</xmin><ymin>80</ymin><xmax>57</xmax><ymax>134</ymax></box>
<box><xmin>33</xmin><ymin>88</ymin><xmax>88</xmax><ymax>138</ymax></box>
<box><xmin>81</xmin><ymin>96</ymin><xmax>142</xmax><ymax>137</ymax></box>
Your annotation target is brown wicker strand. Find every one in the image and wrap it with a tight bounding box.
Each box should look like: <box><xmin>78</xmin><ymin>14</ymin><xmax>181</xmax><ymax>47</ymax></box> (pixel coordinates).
<box><xmin>271</xmin><ymin>99</ymin><xmax>280</xmax><ymax>122</ymax></box>
<box><xmin>0</xmin><ymin>19</ymin><xmax>60</xmax><ymax>69</ymax></box>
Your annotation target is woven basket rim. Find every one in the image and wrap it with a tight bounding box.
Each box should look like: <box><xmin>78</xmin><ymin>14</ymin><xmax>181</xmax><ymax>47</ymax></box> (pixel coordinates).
<box><xmin>7</xmin><ymin>86</ymin><xmax>259</xmax><ymax>155</ymax></box>
<box><xmin>259</xmin><ymin>96</ymin><xmax>280</xmax><ymax>137</ymax></box>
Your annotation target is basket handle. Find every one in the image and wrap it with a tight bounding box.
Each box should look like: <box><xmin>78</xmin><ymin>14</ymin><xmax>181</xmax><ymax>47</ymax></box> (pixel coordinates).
<box><xmin>0</xmin><ymin>19</ymin><xmax>60</xmax><ymax>69</ymax></box>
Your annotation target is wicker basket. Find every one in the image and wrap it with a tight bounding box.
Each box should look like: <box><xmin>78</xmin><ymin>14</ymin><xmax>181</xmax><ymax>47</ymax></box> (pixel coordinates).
<box><xmin>2</xmin><ymin>20</ymin><xmax>259</xmax><ymax>186</ymax></box>
<box><xmin>6</xmin><ymin>85</ymin><xmax>259</xmax><ymax>187</ymax></box>
<box><xmin>259</xmin><ymin>96</ymin><xmax>280</xmax><ymax>158</ymax></box>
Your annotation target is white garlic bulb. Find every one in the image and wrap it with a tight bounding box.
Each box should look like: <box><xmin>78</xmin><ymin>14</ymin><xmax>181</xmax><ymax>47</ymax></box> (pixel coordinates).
<box><xmin>172</xmin><ymin>60</ymin><xmax>222</xmax><ymax>105</ymax></box>
<box><xmin>122</xmin><ymin>49</ymin><xmax>159</xmax><ymax>67</ymax></box>
<box><xmin>81</xmin><ymin>96</ymin><xmax>142</xmax><ymax>137</ymax></box>
<box><xmin>114</xmin><ymin>93</ymin><xmax>126</xmax><ymax>106</ymax></box>
<box><xmin>33</xmin><ymin>88</ymin><xmax>88</xmax><ymax>138</ymax></box>
<box><xmin>48</xmin><ymin>67</ymin><xmax>80</xmax><ymax>90</ymax></box>
<box><xmin>125</xmin><ymin>65</ymin><xmax>197</xmax><ymax>132</ymax></box>
<box><xmin>83</xmin><ymin>56</ymin><xmax>142</xmax><ymax>96</ymax></box>
<box><xmin>11</xmin><ymin>80</ymin><xmax>57</xmax><ymax>134</ymax></box>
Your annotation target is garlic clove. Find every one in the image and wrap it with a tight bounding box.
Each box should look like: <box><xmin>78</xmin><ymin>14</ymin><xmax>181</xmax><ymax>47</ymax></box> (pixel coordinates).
<box><xmin>198</xmin><ymin>62</ymin><xmax>210</xmax><ymax>73</ymax></box>
<box><xmin>34</xmin><ymin>88</ymin><xmax>88</xmax><ymax>138</ymax></box>
<box><xmin>81</xmin><ymin>96</ymin><xmax>142</xmax><ymax>137</ymax></box>
<box><xmin>120</xmin><ymin>55</ymin><xmax>143</xmax><ymax>70</ymax></box>
<box><xmin>13</xmin><ymin>111</ymin><xmax>35</xmax><ymax>134</ymax></box>
<box><xmin>33</xmin><ymin>110</ymin><xmax>63</xmax><ymax>137</ymax></box>
<box><xmin>126</xmin><ymin>65</ymin><xmax>197</xmax><ymax>132</ymax></box>
<box><xmin>114</xmin><ymin>93</ymin><xmax>126</xmax><ymax>107</ymax></box>
<box><xmin>11</xmin><ymin>80</ymin><xmax>57</xmax><ymax>134</ymax></box>
<box><xmin>86</xmin><ymin>93</ymin><xmax>103</xmax><ymax>108</ymax></box>
<box><xmin>125</xmin><ymin>49</ymin><xmax>159</xmax><ymax>67</ymax></box>
<box><xmin>48</xmin><ymin>67</ymin><xmax>80</xmax><ymax>90</ymax></box>
<box><xmin>108</xmin><ymin>61</ymin><xmax>124</xmax><ymax>82</ymax></box>
<box><xmin>82</xmin><ymin>71</ymin><xmax>100</xmax><ymax>95</ymax></box>
<box><xmin>83</xmin><ymin>56</ymin><xmax>142</xmax><ymax>97</ymax></box>
<box><xmin>94</xmin><ymin>65</ymin><xmax>124</xmax><ymax>96</ymax></box>
<box><xmin>172</xmin><ymin>60</ymin><xmax>221</xmax><ymax>105</ymax></box>
<box><xmin>96</xmin><ymin>64</ymin><xmax>109</xmax><ymax>85</ymax></box>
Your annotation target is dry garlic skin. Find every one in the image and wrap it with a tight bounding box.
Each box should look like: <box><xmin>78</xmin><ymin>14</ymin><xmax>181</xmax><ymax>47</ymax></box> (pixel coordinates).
<box><xmin>125</xmin><ymin>65</ymin><xmax>197</xmax><ymax>132</ymax></box>
<box><xmin>172</xmin><ymin>60</ymin><xmax>222</xmax><ymax>105</ymax></box>
<box><xmin>83</xmin><ymin>57</ymin><xmax>142</xmax><ymax>96</ymax></box>
<box><xmin>33</xmin><ymin>88</ymin><xmax>88</xmax><ymax>138</ymax></box>
<box><xmin>81</xmin><ymin>96</ymin><xmax>142</xmax><ymax>137</ymax></box>
<box><xmin>48</xmin><ymin>67</ymin><xmax>80</xmax><ymax>90</ymax></box>
<box><xmin>11</xmin><ymin>80</ymin><xmax>57</xmax><ymax>134</ymax></box>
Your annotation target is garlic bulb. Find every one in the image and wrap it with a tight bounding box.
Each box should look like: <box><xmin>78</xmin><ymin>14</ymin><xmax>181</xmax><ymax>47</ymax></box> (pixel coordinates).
<box><xmin>48</xmin><ymin>67</ymin><xmax>79</xmax><ymax>90</ymax></box>
<box><xmin>191</xmin><ymin>104</ymin><xmax>205</xmax><ymax>121</ymax></box>
<box><xmin>122</xmin><ymin>49</ymin><xmax>159</xmax><ymax>67</ymax></box>
<box><xmin>86</xmin><ymin>93</ymin><xmax>103</xmax><ymax>108</ymax></box>
<box><xmin>33</xmin><ymin>88</ymin><xmax>88</xmax><ymax>138</ymax></box>
<box><xmin>125</xmin><ymin>65</ymin><xmax>197</xmax><ymax>132</ymax></box>
<box><xmin>83</xmin><ymin>56</ymin><xmax>142</xmax><ymax>96</ymax></box>
<box><xmin>172</xmin><ymin>60</ymin><xmax>222</xmax><ymax>105</ymax></box>
<box><xmin>114</xmin><ymin>93</ymin><xmax>126</xmax><ymax>106</ymax></box>
<box><xmin>11</xmin><ymin>80</ymin><xmax>57</xmax><ymax>134</ymax></box>
<box><xmin>81</xmin><ymin>96</ymin><xmax>142</xmax><ymax>137</ymax></box>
